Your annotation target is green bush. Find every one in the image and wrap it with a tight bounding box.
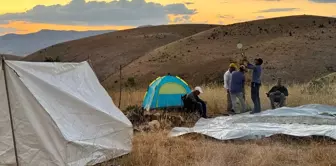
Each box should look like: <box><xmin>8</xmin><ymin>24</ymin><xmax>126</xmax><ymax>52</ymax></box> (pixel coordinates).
<box><xmin>126</xmin><ymin>77</ymin><xmax>136</xmax><ymax>87</ymax></box>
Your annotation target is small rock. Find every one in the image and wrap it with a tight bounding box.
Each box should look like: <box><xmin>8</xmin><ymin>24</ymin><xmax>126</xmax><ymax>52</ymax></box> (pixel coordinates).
<box><xmin>148</xmin><ymin>120</ymin><xmax>161</xmax><ymax>131</ymax></box>
<box><xmin>151</xmin><ymin>112</ymin><xmax>161</xmax><ymax>121</ymax></box>
<box><xmin>168</xmin><ymin>115</ymin><xmax>185</xmax><ymax>126</ymax></box>
<box><xmin>139</xmin><ymin>124</ymin><xmax>151</xmax><ymax>132</ymax></box>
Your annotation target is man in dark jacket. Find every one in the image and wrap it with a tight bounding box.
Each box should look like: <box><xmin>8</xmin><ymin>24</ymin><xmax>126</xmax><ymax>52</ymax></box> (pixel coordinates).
<box><xmin>266</xmin><ymin>78</ymin><xmax>289</xmax><ymax>109</ymax></box>
<box><xmin>186</xmin><ymin>86</ymin><xmax>207</xmax><ymax>118</ymax></box>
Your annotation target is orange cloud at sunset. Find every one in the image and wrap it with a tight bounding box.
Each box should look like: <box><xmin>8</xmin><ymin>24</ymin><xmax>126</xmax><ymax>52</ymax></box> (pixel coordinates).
<box><xmin>0</xmin><ymin>0</ymin><xmax>336</xmax><ymax>35</ymax></box>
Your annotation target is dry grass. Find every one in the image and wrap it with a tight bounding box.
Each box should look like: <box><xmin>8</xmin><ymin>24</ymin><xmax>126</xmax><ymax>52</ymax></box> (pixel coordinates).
<box><xmin>110</xmin><ymin>132</ymin><xmax>336</xmax><ymax>166</ymax></box>
<box><xmin>105</xmin><ymin>83</ymin><xmax>336</xmax><ymax>166</ymax></box>
<box><xmin>111</xmin><ymin>83</ymin><xmax>336</xmax><ymax>115</ymax></box>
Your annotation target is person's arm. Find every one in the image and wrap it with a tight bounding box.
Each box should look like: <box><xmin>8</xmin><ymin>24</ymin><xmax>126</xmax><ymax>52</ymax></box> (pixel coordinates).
<box><xmin>268</xmin><ymin>86</ymin><xmax>276</xmax><ymax>94</ymax></box>
<box><xmin>195</xmin><ymin>95</ymin><xmax>204</xmax><ymax>103</ymax></box>
<box><xmin>284</xmin><ymin>87</ymin><xmax>289</xmax><ymax>96</ymax></box>
<box><xmin>187</xmin><ymin>93</ymin><xmax>197</xmax><ymax>103</ymax></box>
<box><xmin>224</xmin><ymin>72</ymin><xmax>229</xmax><ymax>89</ymax></box>
<box><xmin>242</xmin><ymin>74</ymin><xmax>245</xmax><ymax>89</ymax></box>
<box><xmin>246</xmin><ymin>63</ymin><xmax>255</xmax><ymax>69</ymax></box>
<box><xmin>266</xmin><ymin>86</ymin><xmax>275</xmax><ymax>97</ymax></box>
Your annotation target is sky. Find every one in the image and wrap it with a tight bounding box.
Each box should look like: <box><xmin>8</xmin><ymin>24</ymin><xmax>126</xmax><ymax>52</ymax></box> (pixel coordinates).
<box><xmin>0</xmin><ymin>0</ymin><xmax>336</xmax><ymax>35</ymax></box>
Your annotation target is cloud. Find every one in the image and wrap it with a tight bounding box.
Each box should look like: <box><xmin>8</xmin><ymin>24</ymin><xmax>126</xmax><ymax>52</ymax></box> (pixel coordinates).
<box><xmin>184</xmin><ymin>2</ymin><xmax>194</xmax><ymax>5</ymax></box>
<box><xmin>164</xmin><ymin>3</ymin><xmax>196</xmax><ymax>15</ymax></box>
<box><xmin>0</xmin><ymin>0</ymin><xmax>197</xmax><ymax>26</ymax></box>
<box><xmin>217</xmin><ymin>14</ymin><xmax>234</xmax><ymax>19</ymax></box>
<box><xmin>172</xmin><ymin>15</ymin><xmax>191</xmax><ymax>23</ymax></box>
<box><xmin>258</xmin><ymin>8</ymin><xmax>299</xmax><ymax>13</ymax></box>
<box><xmin>309</xmin><ymin>0</ymin><xmax>336</xmax><ymax>3</ymax></box>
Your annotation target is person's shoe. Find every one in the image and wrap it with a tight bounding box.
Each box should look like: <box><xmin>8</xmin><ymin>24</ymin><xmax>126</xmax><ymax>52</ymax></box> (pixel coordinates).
<box><xmin>229</xmin><ymin>110</ymin><xmax>236</xmax><ymax>115</ymax></box>
<box><xmin>222</xmin><ymin>112</ymin><xmax>230</xmax><ymax>116</ymax></box>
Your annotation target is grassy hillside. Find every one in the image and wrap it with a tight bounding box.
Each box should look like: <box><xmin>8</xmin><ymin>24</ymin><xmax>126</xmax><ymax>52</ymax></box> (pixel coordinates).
<box><xmin>23</xmin><ymin>15</ymin><xmax>336</xmax><ymax>90</ymax></box>
<box><xmin>23</xmin><ymin>24</ymin><xmax>217</xmax><ymax>82</ymax></box>
<box><xmin>104</xmin><ymin>15</ymin><xmax>336</xmax><ymax>89</ymax></box>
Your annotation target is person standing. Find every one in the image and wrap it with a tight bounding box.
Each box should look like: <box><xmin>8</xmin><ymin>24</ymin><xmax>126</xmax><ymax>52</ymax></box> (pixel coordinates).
<box><xmin>229</xmin><ymin>66</ymin><xmax>247</xmax><ymax>114</ymax></box>
<box><xmin>224</xmin><ymin>63</ymin><xmax>237</xmax><ymax>114</ymax></box>
<box><xmin>244</xmin><ymin>58</ymin><xmax>263</xmax><ymax>114</ymax></box>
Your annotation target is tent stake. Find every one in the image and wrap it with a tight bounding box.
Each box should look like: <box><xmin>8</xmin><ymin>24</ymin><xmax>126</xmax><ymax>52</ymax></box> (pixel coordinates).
<box><xmin>2</xmin><ymin>56</ymin><xmax>20</xmax><ymax>166</ymax></box>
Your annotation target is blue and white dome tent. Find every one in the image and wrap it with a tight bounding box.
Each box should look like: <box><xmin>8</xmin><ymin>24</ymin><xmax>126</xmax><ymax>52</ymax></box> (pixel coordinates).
<box><xmin>142</xmin><ymin>74</ymin><xmax>191</xmax><ymax>111</ymax></box>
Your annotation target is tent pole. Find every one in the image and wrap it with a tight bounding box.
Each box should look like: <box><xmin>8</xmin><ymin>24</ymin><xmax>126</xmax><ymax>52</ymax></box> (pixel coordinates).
<box><xmin>2</xmin><ymin>56</ymin><xmax>20</xmax><ymax>166</ymax></box>
<box><xmin>118</xmin><ymin>65</ymin><xmax>122</xmax><ymax>108</ymax></box>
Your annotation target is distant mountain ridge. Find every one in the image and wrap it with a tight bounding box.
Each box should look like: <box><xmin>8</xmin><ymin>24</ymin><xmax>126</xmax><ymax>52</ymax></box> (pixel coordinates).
<box><xmin>0</xmin><ymin>29</ymin><xmax>114</xmax><ymax>56</ymax></box>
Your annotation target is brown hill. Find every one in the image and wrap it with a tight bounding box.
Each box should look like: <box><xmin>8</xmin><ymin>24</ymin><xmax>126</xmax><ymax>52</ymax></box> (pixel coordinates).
<box><xmin>1</xmin><ymin>54</ymin><xmax>22</xmax><ymax>60</ymax></box>
<box><xmin>23</xmin><ymin>15</ymin><xmax>336</xmax><ymax>90</ymax></box>
<box><xmin>23</xmin><ymin>24</ymin><xmax>218</xmax><ymax>82</ymax></box>
<box><xmin>102</xmin><ymin>15</ymin><xmax>336</xmax><ymax>89</ymax></box>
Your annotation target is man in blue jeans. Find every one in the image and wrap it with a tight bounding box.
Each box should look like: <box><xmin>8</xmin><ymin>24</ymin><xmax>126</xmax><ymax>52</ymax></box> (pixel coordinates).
<box><xmin>245</xmin><ymin>58</ymin><xmax>263</xmax><ymax>114</ymax></box>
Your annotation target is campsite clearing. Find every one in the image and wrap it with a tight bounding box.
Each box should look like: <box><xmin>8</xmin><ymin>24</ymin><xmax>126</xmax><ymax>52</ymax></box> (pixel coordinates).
<box><xmin>105</xmin><ymin>82</ymin><xmax>336</xmax><ymax>166</ymax></box>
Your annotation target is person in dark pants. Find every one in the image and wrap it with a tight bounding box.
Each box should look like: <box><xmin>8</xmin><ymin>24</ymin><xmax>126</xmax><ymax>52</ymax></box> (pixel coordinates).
<box><xmin>186</xmin><ymin>86</ymin><xmax>207</xmax><ymax>118</ymax></box>
<box><xmin>266</xmin><ymin>78</ymin><xmax>289</xmax><ymax>109</ymax></box>
<box><xmin>244</xmin><ymin>58</ymin><xmax>263</xmax><ymax>114</ymax></box>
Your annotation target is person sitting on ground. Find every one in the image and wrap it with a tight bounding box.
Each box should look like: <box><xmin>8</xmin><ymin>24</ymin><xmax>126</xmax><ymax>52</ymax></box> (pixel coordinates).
<box><xmin>229</xmin><ymin>65</ymin><xmax>247</xmax><ymax>114</ymax></box>
<box><xmin>186</xmin><ymin>86</ymin><xmax>207</xmax><ymax>118</ymax></box>
<box><xmin>224</xmin><ymin>63</ymin><xmax>237</xmax><ymax>113</ymax></box>
<box><xmin>266</xmin><ymin>78</ymin><xmax>289</xmax><ymax>109</ymax></box>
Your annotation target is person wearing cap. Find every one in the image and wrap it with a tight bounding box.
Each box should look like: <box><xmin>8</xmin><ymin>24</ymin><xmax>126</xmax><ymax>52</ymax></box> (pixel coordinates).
<box><xmin>224</xmin><ymin>63</ymin><xmax>237</xmax><ymax>113</ymax></box>
<box><xmin>186</xmin><ymin>86</ymin><xmax>207</xmax><ymax>118</ymax></box>
<box><xmin>244</xmin><ymin>57</ymin><xmax>263</xmax><ymax>114</ymax></box>
<box><xmin>229</xmin><ymin>65</ymin><xmax>247</xmax><ymax>114</ymax></box>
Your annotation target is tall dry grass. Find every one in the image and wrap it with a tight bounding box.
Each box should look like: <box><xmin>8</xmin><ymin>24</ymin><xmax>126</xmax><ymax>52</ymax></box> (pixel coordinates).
<box><xmin>105</xmin><ymin>83</ymin><xmax>336</xmax><ymax>166</ymax></box>
<box><xmin>110</xmin><ymin>132</ymin><xmax>336</xmax><ymax>166</ymax></box>
<box><xmin>110</xmin><ymin>83</ymin><xmax>336</xmax><ymax>114</ymax></box>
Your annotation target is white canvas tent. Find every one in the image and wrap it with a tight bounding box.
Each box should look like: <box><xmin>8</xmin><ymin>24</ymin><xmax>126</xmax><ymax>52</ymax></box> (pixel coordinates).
<box><xmin>0</xmin><ymin>58</ymin><xmax>133</xmax><ymax>165</ymax></box>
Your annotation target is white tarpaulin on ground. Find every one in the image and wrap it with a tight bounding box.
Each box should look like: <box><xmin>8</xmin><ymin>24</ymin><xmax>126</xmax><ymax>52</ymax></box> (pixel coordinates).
<box><xmin>0</xmin><ymin>60</ymin><xmax>133</xmax><ymax>165</ymax></box>
<box><xmin>170</xmin><ymin>104</ymin><xmax>336</xmax><ymax>140</ymax></box>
